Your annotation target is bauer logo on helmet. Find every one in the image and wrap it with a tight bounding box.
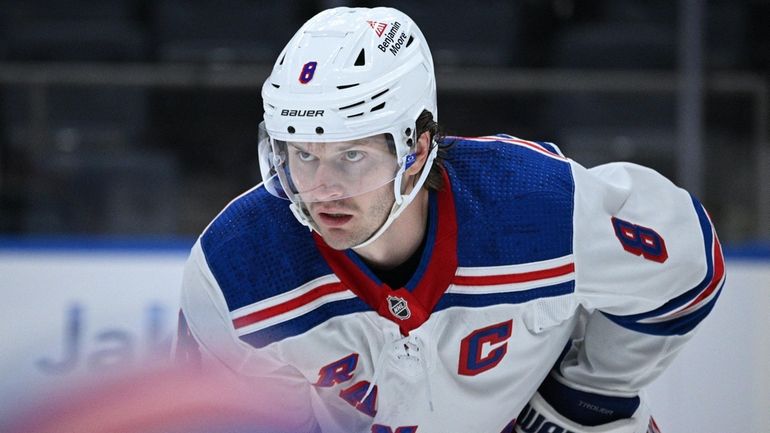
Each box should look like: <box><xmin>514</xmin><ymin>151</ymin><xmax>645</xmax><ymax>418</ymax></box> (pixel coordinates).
<box><xmin>280</xmin><ymin>109</ymin><xmax>324</xmax><ymax>117</ymax></box>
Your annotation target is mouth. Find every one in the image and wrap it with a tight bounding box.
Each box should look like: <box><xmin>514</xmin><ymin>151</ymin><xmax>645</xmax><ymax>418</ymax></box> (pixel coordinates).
<box><xmin>315</xmin><ymin>211</ymin><xmax>354</xmax><ymax>227</ymax></box>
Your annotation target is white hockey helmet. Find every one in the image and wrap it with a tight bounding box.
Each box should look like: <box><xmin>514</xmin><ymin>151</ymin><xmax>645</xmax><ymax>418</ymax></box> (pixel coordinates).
<box><xmin>258</xmin><ymin>6</ymin><xmax>438</xmax><ymax>248</ymax></box>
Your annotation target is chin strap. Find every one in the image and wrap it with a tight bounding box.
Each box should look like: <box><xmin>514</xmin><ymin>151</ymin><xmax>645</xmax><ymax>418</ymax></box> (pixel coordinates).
<box><xmin>286</xmin><ymin>141</ymin><xmax>438</xmax><ymax>249</ymax></box>
<box><xmin>352</xmin><ymin>142</ymin><xmax>438</xmax><ymax>250</ymax></box>
<box><xmin>289</xmin><ymin>201</ymin><xmax>314</xmax><ymax>231</ymax></box>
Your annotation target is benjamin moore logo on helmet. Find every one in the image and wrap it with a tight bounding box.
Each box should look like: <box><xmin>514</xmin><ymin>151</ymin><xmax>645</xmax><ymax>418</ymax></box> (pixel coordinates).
<box><xmin>376</xmin><ymin>21</ymin><xmax>406</xmax><ymax>56</ymax></box>
<box><xmin>280</xmin><ymin>109</ymin><xmax>324</xmax><ymax>117</ymax></box>
<box><xmin>367</xmin><ymin>20</ymin><xmax>387</xmax><ymax>37</ymax></box>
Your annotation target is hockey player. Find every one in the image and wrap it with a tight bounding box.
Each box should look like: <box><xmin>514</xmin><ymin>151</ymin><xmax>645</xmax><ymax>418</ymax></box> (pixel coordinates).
<box><xmin>176</xmin><ymin>7</ymin><xmax>725</xmax><ymax>433</ymax></box>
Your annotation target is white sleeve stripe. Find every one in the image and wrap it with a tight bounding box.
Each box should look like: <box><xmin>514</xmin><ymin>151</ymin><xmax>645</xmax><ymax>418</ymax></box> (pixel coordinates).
<box><xmin>230</xmin><ymin>274</ymin><xmax>341</xmax><ymax>318</ymax></box>
<box><xmin>234</xmin><ymin>290</ymin><xmax>358</xmax><ymax>335</ymax></box>
<box><xmin>449</xmin><ymin>272</ymin><xmax>575</xmax><ymax>295</ymax></box>
<box><xmin>638</xmin><ymin>278</ymin><xmax>725</xmax><ymax>324</ymax></box>
<box><xmin>632</xmin><ymin>201</ymin><xmax>725</xmax><ymax>324</ymax></box>
<box><xmin>455</xmin><ymin>254</ymin><xmax>574</xmax><ymax>277</ymax></box>
<box><xmin>638</xmin><ymin>228</ymin><xmax>726</xmax><ymax>324</ymax></box>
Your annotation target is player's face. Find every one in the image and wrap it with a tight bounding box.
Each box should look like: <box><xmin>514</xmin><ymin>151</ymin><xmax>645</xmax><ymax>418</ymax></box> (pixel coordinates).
<box><xmin>285</xmin><ymin>135</ymin><xmax>399</xmax><ymax>203</ymax></box>
<box><xmin>306</xmin><ymin>182</ymin><xmax>394</xmax><ymax>250</ymax></box>
<box><xmin>284</xmin><ymin>134</ymin><xmax>398</xmax><ymax>249</ymax></box>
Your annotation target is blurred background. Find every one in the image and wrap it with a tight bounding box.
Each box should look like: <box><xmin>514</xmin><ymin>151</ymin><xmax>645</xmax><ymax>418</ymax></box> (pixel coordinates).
<box><xmin>0</xmin><ymin>0</ymin><xmax>767</xmax><ymax>242</ymax></box>
<box><xmin>0</xmin><ymin>1</ymin><xmax>768</xmax><ymax>432</ymax></box>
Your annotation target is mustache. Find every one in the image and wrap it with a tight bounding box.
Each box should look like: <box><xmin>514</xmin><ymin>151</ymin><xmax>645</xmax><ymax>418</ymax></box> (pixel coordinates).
<box><xmin>309</xmin><ymin>200</ymin><xmax>359</xmax><ymax>213</ymax></box>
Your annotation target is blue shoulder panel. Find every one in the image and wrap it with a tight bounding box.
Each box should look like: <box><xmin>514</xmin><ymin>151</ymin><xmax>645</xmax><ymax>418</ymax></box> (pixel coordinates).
<box><xmin>442</xmin><ymin>136</ymin><xmax>575</xmax><ymax>266</ymax></box>
<box><xmin>200</xmin><ymin>186</ymin><xmax>333</xmax><ymax>311</ymax></box>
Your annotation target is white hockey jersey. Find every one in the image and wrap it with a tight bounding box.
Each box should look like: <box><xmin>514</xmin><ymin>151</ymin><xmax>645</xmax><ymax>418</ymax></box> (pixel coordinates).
<box><xmin>177</xmin><ymin>135</ymin><xmax>725</xmax><ymax>433</ymax></box>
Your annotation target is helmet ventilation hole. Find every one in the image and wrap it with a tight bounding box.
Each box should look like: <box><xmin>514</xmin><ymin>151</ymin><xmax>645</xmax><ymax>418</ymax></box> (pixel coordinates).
<box><xmin>315</xmin><ymin>127</ymin><xmax>324</xmax><ymax>134</ymax></box>
<box><xmin>405</xmin><ymin>127</ymin><xmax>412</xmax><ymax>136</ymax></box>
<box><xmin>287</xmin><ymin>126</ymin><xmax>295</xmax><ymax>134</ymax></box>
<box><xmin>340</xmin><ymin>100</ymin><xmax>365</xmax><ymax>110</ymax></box>
<box><xmin>370</xmin><ymin>102</ymin><xmax>385</xmax><ymax>112</ymax></box>
<box><xmin>406</xmin><ymin>35</ymin><xmax>414</xmax><ymax>47</ymax></box>
<box><xmin>371</xmin><ymin>88</ymin><xmax>389</xmax><ymax>99</ymax></box>
<box><xmin>354</xmin><ymin>49</ymin><xmax>366</xmax><ymax>66</ymax></box>
<box><xmin>406</xmin><ymin>138</ymin><xmax>414</xmax><ymax>146</ymax></box>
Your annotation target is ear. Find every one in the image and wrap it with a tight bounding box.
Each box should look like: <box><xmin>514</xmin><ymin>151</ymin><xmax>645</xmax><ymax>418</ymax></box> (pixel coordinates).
<box><xmin>405</xmin><ymin>131</ymin><xmax>431</xmax><ymax>176</ymax></box>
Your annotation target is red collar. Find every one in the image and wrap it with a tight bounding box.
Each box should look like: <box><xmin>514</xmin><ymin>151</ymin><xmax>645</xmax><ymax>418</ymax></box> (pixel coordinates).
<box><xmin>314</xmin><ymin>170</ymin><xmax>458</xmax><ymax>335</ymax></box>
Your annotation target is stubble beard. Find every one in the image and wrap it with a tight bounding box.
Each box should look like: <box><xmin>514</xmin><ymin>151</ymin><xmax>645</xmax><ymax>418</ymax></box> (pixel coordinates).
<box><xmin>316</xmin><ymin>188</ymin><xmax>394</xmax><ymax>250</ymax></box>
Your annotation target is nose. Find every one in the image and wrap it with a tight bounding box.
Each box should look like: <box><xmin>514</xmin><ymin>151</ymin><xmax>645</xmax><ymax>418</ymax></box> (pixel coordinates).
<box><xmin>303</xmin><ymin>161</ymin><xmax>346</xmax><ymax>202</ymax></box>
<box><xmin>309</xmin><ymin>184</ymin><xmax>345</xmax><ymax>202</ymax></box>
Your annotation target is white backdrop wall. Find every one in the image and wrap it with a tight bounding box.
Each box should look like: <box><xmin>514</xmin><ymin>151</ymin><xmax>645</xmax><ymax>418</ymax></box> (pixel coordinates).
<box><xmin>647</xmin><ymin>260</ymin><xmax>770</xmax><ymax>433</ymax></box>
<box><xmin>0</xmin><ymin>245</ymin><xmax>188</xmax><ymax>421</ymax></box>
<box><xmin>0</xmin><ymin>245</ymin><xmax>768</xmax><ymax>432</ymax></box>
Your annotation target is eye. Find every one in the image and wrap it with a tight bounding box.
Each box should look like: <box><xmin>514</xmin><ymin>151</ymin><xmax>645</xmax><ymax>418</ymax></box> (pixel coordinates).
<box><xmin>296</xmin><ymin>150</ymin><xmax>316</xmax><ymax>162</ymax></box>
<box><xmin>344</xmin><ymin>150</ymin><xmax>364</xmax><ymax>162</ymax></box>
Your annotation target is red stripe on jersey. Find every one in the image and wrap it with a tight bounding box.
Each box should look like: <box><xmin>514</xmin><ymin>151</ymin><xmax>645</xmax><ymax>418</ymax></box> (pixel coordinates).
<box><xmin>497</xmin><ymin>137</ymin><xmax>560</xmax><ymax>156</ymax></box>
<box><xmin>647</xmin><ymin>417</ymin><xmax>662</xmax><ymax>433</ymax></box>
<box><xmin>682</xmin><ymin>232</ymin><xmax>724</xmax><ymax>310</ymax></box>
<box><xmin>453</xmin><ymin>135</ymin><xmax>567</xmax><ymax>160</ymax></box>
<box><xmin>646</xmin><ymin>226</ymin><xmax>725</xmax><ymax>323</ymax></box>
<box><xmin>453</xmin><ymin>263</ymin><xmax>574</xmax><ymax>286</ymax></box>
<box><xmin>232</xmin><ymin>282</ymin><xmax>347</xmax><ymax>329</ymax></box>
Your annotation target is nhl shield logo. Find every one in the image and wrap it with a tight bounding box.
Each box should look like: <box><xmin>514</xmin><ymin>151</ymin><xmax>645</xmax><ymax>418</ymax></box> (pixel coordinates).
<box><xmin>387</xmin><ymin>295</ymin><xmax>411</xmax><ymax>320</ymax></box>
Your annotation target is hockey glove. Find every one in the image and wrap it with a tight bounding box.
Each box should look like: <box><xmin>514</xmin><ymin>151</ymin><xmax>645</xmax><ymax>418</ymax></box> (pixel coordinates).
<box><xmin>514</xmin><ymin>374</ymin><xmax>660</xmax><ymax>433</ymax></box>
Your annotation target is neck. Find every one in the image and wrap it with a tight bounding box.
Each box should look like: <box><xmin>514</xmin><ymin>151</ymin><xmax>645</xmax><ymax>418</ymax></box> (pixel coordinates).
<box><xmin>353</xmin><ymin>188</ymin><xmax>430</xmax><ymax>270</ymax></box>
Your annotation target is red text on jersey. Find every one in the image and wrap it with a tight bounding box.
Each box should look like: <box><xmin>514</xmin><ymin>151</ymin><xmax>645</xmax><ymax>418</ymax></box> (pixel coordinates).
<box><xmin>314</xmin><ymin>352</ymin><xmax>379</xmax><ymax>417</ymax></box>
<box><xmin>314</xmin><ymin>353</ymin><xmax>359</xmax><ymax>387</ymax></box>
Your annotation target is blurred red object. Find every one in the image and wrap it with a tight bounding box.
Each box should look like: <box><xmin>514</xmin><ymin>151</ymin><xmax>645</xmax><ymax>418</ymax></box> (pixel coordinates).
<box><xmin>3</xmin><ymin>364</ymin><xmax>317</xmax><ymax>433</ymax></box>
